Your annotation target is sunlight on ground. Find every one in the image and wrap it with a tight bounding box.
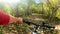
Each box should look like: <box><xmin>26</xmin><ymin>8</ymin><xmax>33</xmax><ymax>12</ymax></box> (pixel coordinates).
<box><xmin>55</xmin><ymin>25</ymin><xmax>60</xmax><ymax>30</ymax></box>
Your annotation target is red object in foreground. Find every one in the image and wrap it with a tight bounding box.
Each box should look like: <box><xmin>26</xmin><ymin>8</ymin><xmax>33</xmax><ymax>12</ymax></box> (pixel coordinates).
<box><xmin>0</xmin><ymin>10</ymin><xmax>10</xmax><ymax>25</ymax></box>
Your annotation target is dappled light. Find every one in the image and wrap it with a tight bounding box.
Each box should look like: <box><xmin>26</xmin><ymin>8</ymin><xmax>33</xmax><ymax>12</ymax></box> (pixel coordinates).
<box><xmin>0</xmin><ymin>0</ymin><xmax>60</xmax><ymax>34</ymax></box>
<box><xmin>55</xmin><ymin>25</ymin><xmax>60</xmax><ymax>30</ymax></box>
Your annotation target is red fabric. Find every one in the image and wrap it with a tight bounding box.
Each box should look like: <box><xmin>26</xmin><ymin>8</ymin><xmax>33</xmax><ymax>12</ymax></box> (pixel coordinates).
<box><xmin>0</xmin><ymin>10</ymin><xmax>10</xmax><ymax>25</ymax></box>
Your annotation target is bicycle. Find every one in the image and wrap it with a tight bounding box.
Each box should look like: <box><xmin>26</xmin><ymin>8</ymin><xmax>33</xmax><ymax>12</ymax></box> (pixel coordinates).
<box><xmin>23</xmin><ymin>18</ymin><xmax>56</xmax><ymax>34</ymax></box>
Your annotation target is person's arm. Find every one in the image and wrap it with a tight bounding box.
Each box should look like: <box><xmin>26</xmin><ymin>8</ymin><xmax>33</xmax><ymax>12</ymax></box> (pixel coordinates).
<box><xmin>9</xmin><ymin>15</ymin><xmax>23</xmax><ymax>24</ymax></box>
<box><xmin>0</xmin><ymin>10</ymin><xmax>23</xmax><ymax>25</ymax></box>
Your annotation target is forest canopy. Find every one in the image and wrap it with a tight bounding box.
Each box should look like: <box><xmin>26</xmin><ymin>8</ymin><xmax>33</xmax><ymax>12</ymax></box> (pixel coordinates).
<box><xmin>0</xmin><ymin>0</ymin><xmax>60</xmax><ymax>19</ymax></box>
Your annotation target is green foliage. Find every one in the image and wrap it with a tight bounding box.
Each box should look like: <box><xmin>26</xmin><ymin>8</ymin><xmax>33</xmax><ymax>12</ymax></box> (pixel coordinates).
<box><xmin>56</xmin><ymin>8</ymin><xmax>60</xmax><ymax>19</ymax></box>
<box><xmin>0</xmin><ymin>0</ymin><xmax>60</xmax><ymax>34</ymax></box>
<box><xmin>3</xmin><ymin>5</ymin><xmax>12</xmax><ymax>14</ymax></box>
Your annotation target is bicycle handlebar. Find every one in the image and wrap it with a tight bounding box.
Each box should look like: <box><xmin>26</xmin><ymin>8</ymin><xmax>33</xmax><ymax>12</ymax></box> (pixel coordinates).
<box><xmin>23</xmin><ymin>18</ymin><xmax>55</xmax><ymax>29</ymax></box>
